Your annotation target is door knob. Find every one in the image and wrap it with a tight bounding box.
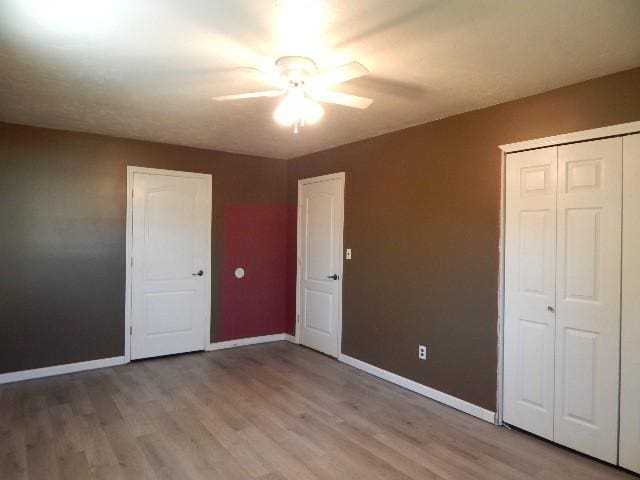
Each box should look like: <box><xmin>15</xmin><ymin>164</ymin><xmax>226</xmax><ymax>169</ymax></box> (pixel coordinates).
<box><xmin>193</xmin><ymin>270</ymin><xmax>204</xmax><ymax>277</ymax></box>
<box><xmin>547</xmin><ymin>306</ymin><xmax>555</xmax><ymax>313</ymax></box>
<box><xmin>327</xmin><ymin>274</ymin><xmax>339</xmax><ymax>280</ymax></box>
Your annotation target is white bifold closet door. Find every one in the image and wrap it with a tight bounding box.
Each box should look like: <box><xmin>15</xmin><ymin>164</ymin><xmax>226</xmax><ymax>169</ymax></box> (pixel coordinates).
<box><xmin>504</xmin><ymin>137</ymin><xmax>623</xmax><ymax>464</ymax></box>
<box><xmin>554</xmin><ymin>138</ymin><xmax>622</xmax><ymax>464</ymax></box>
<box><xmin>503</xmin><ymin>146</ymin><xmax>557</xmax><ymax>440</ymax></box>
<box><xmin>620</xmin><ymin>133</ymin><xmax>640</xmax><ymax>474</ymax></box>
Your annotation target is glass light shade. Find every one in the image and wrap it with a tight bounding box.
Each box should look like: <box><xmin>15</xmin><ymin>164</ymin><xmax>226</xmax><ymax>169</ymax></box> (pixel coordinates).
<box><xmin>273</xmin><ymin>88</ymin><xmax>324</xmax><ymax>128</ymax></box>
<box><xmin>302</xmin><ymin>99</ymin><xmax>324</xmax><ymax>124</ymax></box>
<box><xmin>273</xmin><ymin>88</ymin><xmax>303</xmax><ymax>126</ymax></box>
<box><xmin>273</xmin><ymin>101</ymin><xmax>296</xmax><ymax>126</ymax></box>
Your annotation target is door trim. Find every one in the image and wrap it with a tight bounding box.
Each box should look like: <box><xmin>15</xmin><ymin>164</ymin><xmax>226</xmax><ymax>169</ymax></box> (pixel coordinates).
<box><xmin>124</xmin><ymin>166</ymin><xmax>213</xmax><ymax>363</ymax></box>
<box><xmin>497</xmin><ymin>121</ymin><xmax>640</xmax><ymax>426</ymax></box>
<box><xmin>294</xmin><ymin>172</ymin><xmax>345</xmax><ymax>357</ymax></box>
<box><xmin>499</xmin><ymin>120</ymin><xmax>640</xmax><ymax>153</ymax></box>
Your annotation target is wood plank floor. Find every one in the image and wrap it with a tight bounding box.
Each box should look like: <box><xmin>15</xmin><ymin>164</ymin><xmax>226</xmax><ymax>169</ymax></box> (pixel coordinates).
<box><xmin>1</xmin><ymin>342</ymin><xmax>635</xmax><ymax>480</ymax></box>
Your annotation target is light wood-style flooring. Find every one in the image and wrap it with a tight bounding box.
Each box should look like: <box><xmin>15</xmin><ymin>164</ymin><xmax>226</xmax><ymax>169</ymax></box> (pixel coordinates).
<box><xmin>1</xmin><ymin>342</ymin><xmax>635</xmax><ymax>479</ymax></box>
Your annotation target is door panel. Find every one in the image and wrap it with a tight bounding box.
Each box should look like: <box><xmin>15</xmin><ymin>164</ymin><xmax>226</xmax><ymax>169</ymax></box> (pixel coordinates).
<box><xmin>305</xmin><ymin>290</ymin><xmax>333</xmax><ymax>334</ymax></box>
<box><xmin>517</xmin><ymin>319</ymin><xmax>547</xmax><ymax>409</ymax></box>
<box><xmin>131</xmin><ymin>171</ymin><xmax>210</xmax><ymax>360</ymax></box>
<box><xmin>145</xmin><ymin>291</ymin><xmax>194</xmax><ymax>335</ymax></box>
<box><xmin>306</xmin><ymin>193</ymin><xmax>335</xmax><ymax>280</ymax></box>
<box><xmin>298</xmin><ymin>175</ymin><xmax>344</xmax><ymax>357</ymax></box>
<box><xmin>554</xmin><ymin>138</ymin><xmax>622</xmax><ymax>463</ymax></box>
<box><xmin>519</xmin><ymin>210</ymin><xmax>547</xmax><ymax>294</ymax></box>
<box><xmin>564</xmin><ymin>208</ymin><xmax>600</xmax><ymax>300</ymax></box>
<box><xmin>620</xmin><ymin>133</ymin><xmax>640</xmax><ymax>474</ymax></box>
<box><xmin>562</xmin><ymin>328</ymin><xmax>598</xmax><ymax>424</ymax></box>
<box><xmin>145</xmin><ymin>188</ymin><xmax>197</xmax><ymax>280</ymax></box>
<box><xmin>503</xmin><ymin>147</ymin><xmax>557</xmax><ymax>439</ymax></box>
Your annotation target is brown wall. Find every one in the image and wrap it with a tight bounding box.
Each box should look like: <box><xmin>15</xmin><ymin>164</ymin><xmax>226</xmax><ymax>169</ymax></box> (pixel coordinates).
<box><xmin>287</xmin><ymin>67</ymin><xmax>640</xmax><ymax>411</ymax></box>
<box><xmin>0</xmin><ymin>123</ymin><xmax>287</xmax><ymax>374</ymax></box>
<box><xmin>2</xmin><ymin>67</ymin><xmax>639</xmax><ymax>405</ymax></box>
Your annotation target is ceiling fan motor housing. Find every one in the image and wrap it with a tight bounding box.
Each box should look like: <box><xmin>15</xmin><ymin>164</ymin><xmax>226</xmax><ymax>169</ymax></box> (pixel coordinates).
<box><xmin>276</xmin><ymin>56</ymin><xmax>317</xmax><ymax>87</ymax></box>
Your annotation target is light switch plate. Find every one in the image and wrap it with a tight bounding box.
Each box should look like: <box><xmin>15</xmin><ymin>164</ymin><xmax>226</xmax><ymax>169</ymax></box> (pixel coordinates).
<box><xmin>345</xmin><ymin>248</ymin><xmax>352</xmax><ymax>260</ymax></box>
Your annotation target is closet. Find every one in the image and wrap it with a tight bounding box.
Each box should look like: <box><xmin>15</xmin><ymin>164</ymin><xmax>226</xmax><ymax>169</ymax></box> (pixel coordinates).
<box><xmin>502</xmin><ymin>130</ymin><xmax>640</xmax><ymax>471</ymax></box>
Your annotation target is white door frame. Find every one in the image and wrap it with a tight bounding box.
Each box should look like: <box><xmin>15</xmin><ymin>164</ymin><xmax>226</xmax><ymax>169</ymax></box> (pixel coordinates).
<box><xmin>496</xmin><ymin>120</ymin><xmax>640</xmax><ymax>425</ymax></box>
<box><xmin>124</xmin><ymin>166</ymin><xmax>213</xmax><ymax>363</ymax></box>
<box><xmin>294</xmin><ymin>172</ymin><xmax>345</xmax><ymax>356</ymax></box>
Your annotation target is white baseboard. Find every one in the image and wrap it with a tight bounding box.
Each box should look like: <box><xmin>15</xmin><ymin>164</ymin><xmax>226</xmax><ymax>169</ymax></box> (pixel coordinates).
<box><xmin>0</xmin><ymin>356</ymin><xmax>127</xmax><ymax>385</ymax></box>
<box><xmin>284</xmin><ymin>334</ymin><xmax>297</xmax><ymax>343</ymax></box>
<box><xmin>338</xmin><ymin>353</ymin><xmax>496</xmax><ymax>424</ymax></box>
<box><xmin>206</xmin><ymin>333</ymin><xmax>288</xmax><ymax>351</ymax></box>
<box><xmin>0</xmin><ymin>335</ymin><xmax>291</xmax><ymax>384</ymax></box>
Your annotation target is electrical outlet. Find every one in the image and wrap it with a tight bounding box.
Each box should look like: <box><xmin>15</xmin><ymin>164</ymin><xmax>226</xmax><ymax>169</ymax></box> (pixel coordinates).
<box><xmin>418</xmin><ymin>345</ymin><xmax>427</xmax><ymax>360</ymax></box>
<box><xmin>345</xmin><ymin>248</ymin><xmax>352</xmax><ymax>260</ymax></box>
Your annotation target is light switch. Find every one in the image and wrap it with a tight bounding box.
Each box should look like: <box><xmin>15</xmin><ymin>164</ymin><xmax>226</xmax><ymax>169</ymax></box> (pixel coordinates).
<box><xmin>345</xmin><ymin>248</ymin><xmax>352</xmax><ymax>260</ymax></box>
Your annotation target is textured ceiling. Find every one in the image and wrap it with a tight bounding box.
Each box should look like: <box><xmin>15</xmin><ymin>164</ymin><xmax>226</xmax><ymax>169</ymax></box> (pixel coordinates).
<box><xmin>1</xmin><ymin>0</ymin><xmax>640</xmax><ymax>159</ymax></box>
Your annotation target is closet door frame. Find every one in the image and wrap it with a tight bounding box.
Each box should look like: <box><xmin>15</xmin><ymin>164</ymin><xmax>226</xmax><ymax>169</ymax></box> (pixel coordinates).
<box><xmin>620</xmin><ymin>133</ymin><xmax>640</xmax><ymax>474</ymax></box>
<box><xmin>497</xmin><ymin>120</ymin><xmax>640</xmax><ymax>428</ymax></box>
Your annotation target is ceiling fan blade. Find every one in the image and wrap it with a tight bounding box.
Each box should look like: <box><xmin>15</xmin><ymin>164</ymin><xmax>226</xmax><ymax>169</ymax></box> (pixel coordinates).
<box><xmin>239</xmin><ymin>67</ymin><xmax>286</xmax><ymax>89</ymax></box>
<box><xmin>314</xmin><ymin>91</ymin><xmax>373</xmax><ymax>109</ymax></box>
<box><xmin>313</xmin><ymin>61</ymin><xmax>370</xmax><ymax>88</ymax></box>
<box><xmin>212</xmin><ymin>90</ymin><xmax>283</xmax><ymax>101</ymax></box>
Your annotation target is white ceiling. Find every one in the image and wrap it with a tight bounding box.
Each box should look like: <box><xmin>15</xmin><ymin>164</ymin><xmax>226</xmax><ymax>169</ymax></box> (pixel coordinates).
<box><xmin>1</xmin><ymin>0</ymin><xmax>639</xmax><ymax>159</ymax></box>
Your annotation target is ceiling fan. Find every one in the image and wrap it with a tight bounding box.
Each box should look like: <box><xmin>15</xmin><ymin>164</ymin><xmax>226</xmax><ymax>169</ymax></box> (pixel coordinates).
<box><xmin>212</xmin><ymin>56</ymin><xmax>373</xmax><ymax>133</ymax></box>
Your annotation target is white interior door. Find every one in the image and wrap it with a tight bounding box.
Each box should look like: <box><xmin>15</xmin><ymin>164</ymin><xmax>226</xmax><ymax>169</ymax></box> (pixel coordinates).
<box><xmin>503</xmin><ymin>147</ymin><xmax>557</xmax><ymax>439</ymax></box>
<box><xmin>130</xmin><ymin>170</ymin><xmax>211</xmax><ymax>360</ymax></box>
<box><xmin>554</xmin><ymin>138</ymin><xmax>622</xmax><ymax>464</ymax></box>
<box><xmin>298</xmin><ymin>173</ymin><xmax>344</xmax><ymax>358</ymax></box>
<box><xmin>620</xmin><ymin>133</ymin><xmax>640</xmax><ymax>474</ymax></box>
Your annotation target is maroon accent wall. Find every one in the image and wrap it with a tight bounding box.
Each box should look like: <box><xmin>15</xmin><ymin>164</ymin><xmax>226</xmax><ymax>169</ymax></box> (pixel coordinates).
<box><xmin>285</xmin><ymin>205</ymin><xmax>298</xmax><ymax>336</ymax></box>
<box><xmin>287</xmin><ymin>67</ymin><xmax>640</xmax><ymax>411</ymax></box>
<box><xmin>220</xmin><ymin>203</ymin><xmax>288</xmax><ymax>340</ymax></box>
<box><xmin>0</xmin><ymin>123</ymin><xmax>287</xmax><ymax>374</ymax></box>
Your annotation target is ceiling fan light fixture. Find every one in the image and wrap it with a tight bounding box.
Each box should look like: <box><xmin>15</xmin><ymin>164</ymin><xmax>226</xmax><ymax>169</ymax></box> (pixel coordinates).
<box><xmin>273</xmin><ymin>87</ymin><xmax>324</xmax><ymax>132</ymax></box>
<box><xmin>213</xmin><ymin>56</ymin><xmax>371</xmax><ymax>133</ymax></box>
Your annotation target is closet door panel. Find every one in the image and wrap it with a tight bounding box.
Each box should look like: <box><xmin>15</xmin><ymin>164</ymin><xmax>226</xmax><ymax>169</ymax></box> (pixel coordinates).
<box><xmin>620</xmin><ymin>133</ymin><xmax>640</xmax><ymax>474</ymax></box>
<box><xmin>503</xmin><ymin>147</ymin><xmax>557</xmax><ymax>439</ymax></box>
<box><xmin>554</xmin><ymin>137</ymin><xmax>622</xmax><ymax>464</ymax></box>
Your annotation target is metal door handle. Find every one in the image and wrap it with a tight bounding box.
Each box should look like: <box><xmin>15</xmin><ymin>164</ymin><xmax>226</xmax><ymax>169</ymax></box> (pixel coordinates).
<box><xmin>193</xmin><ymin>270</ymin><xmax>204</xmax><ymax>277</ymax></box>
<box><xmin>327</xmin><ymin>274</ymin><xmax>339</xmax><ymax>280</ymax></box>
<box><xmin>547</xmin><ymin>306</ymin><xmax>555</xmax><ymax>313</ymax></box>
